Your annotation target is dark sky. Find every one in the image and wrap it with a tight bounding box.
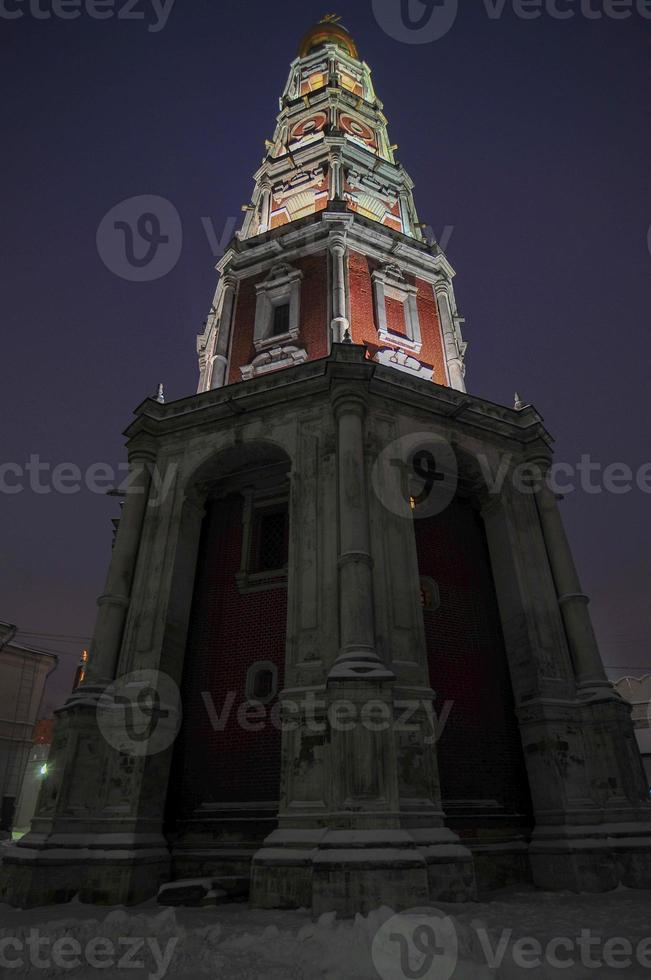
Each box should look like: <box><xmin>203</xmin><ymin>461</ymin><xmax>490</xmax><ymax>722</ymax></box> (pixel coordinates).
<box><xmin>2</xmin><ymin>0</ymin><xmax>650</xmax><ymax>712</ymax></box>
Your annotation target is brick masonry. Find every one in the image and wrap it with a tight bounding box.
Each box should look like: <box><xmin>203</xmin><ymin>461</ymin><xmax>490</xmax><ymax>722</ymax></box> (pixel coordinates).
<box><xmin>348</xmin><ymin>250</ymin><xmax>448</xmax><ymax>384</ymax></box>
<box><xmin>414</xmin><ymin>497</ymin><xmax>533</xmax><ymax>825</ymax></box>
<box><xmin>227</xmin><ymin>253</ymin><xmax>330</xmax><ymax>385</ymax></box>
<box><xmin>169</xmin><ymin>494</ymin><xmax>287</xmax><ymax>817</ymax></box>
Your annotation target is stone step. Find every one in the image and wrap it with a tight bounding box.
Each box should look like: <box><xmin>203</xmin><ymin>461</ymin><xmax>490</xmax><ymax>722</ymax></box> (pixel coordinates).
<box><xmin>157</xmin><ymin>875</ymin><xmax>250</xmax><ymax>907</ymax></box>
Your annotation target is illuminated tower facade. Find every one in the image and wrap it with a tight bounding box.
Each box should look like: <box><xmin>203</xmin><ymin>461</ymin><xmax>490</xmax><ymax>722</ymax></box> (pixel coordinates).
<box><xmin>4</xmin><ymin>18</ymin><xmax>651</xmax><ymax>915</ymax></box>
<box><xmin>196</xmin><ymin>15</ymin><xmax>467</xmax><ymax>393</ymax></box>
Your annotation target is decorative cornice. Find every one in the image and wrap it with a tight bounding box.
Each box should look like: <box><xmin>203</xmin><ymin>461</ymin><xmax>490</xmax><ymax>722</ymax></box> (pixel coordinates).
<box><xmin>126</xmin><ymin>345</ymin><xmax>552</xmax><ymax>460</ymax></box>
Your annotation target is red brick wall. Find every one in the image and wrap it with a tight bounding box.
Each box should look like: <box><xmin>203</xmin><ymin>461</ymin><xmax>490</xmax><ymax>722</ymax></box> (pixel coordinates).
<box><xmin>348</xmin><ymin>251</ymin><xmax>448</xmax><ymax>385</ymax></box>
<box><xmin>413</xmin><ymin>498</ymin><xmax>531</xmax><ymax>819</ymax></box>
<box><xmin>227</xmin><ymin>253</ymin><xmax>329</xmax><ymax>385</ymax></box>
<box><xmin>385</xmin><ymin>296</ymin><xmax>407</xmax><ymax>336</ymax></box>
<box><xmin>170</xmin><ymin>494</ymin><xmax>287</xmax><ymax>814</ymax></box>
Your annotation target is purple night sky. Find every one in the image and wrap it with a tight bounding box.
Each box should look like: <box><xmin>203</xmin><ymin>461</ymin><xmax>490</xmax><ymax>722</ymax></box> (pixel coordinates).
<box><xmin>2</xmin><ymin>1</ymin><xmax>650</xmax><ymax>713</ymax></box>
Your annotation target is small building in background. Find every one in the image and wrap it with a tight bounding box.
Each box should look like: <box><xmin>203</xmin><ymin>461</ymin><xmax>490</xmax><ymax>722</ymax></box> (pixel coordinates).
<box><xmin>12</xmin><ymin>719</ymin><xmax>55</xmax><ymax>836</ymax></box>
<box><xmin>614</xmin><ymin>675</ymin><xmax>651</xmax><ymax>789</ymax></box>
<box><xmin>0</xmin><ymin>622</ymin><xmax>58</xmax><ymax>838</ymax></box>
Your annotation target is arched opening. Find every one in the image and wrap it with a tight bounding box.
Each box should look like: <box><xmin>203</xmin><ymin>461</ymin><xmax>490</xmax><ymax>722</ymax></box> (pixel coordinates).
<box><xmin>412</xmin><ymin>481</ymin><xmax>534</xmax><ymax>852</ymax></box>
<box><xmin>164</xmin><ymin>441</ymin><xmax>291</xmax><ymax>876</ymax></box>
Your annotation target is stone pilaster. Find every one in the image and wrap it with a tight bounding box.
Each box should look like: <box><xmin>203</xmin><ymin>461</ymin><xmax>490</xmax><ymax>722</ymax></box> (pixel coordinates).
<box><xmin>209</xmin><ymin>274</ymin><xmax>237</xmax><ymax>389</ymax></box>
<box><xmin>328</xmin><ymin>145</ymin><xmax>344</xmax><ymax>201</ymax></box>
<box><xmin>85</xmin><ymin>448</ymin><xmax>156</xmax><ymax>690</ymax></box>
<box><xmin>328</xmin><ymin>232</ymin><xmax>349</xmax><ymax>344</ymax></box>
<box><xmin>482</xmin><ymin>477</ymin><xmax>651</xmax><ymax>892</ymax></box>
<box><xmin>532</xmin><ymin>469</ymin><xmax>612</xmax><ymax>696</ymax></box>
<box><xmin>257</xmin><ymin>178</ymin><xmax>272</xmax><ymax>234</ymax></box>
<box><xmin>434</xmin><ymin>279</ymin><xmax>466</xmax><ymax>393</ymax></box>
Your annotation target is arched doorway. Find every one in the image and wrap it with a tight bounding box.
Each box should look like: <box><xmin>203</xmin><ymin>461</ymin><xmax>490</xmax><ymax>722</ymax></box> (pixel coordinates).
<box><xmin>413</xmin><ymin>492</ymin><xmax>533</xmax><ymax>849</ymax></box>
<box><xmin>165</xmin><ymin>442</ymin><xmax>291</xmax><ymax>878</ymax></box>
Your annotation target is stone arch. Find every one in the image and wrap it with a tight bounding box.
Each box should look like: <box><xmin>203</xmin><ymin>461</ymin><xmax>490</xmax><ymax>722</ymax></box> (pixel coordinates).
<box><xmin>161</xmin><ymin>438</ymin><xmax>293</xmax><ymax>873</ymax></box>
<box><xmin>408</xmin><ymin>435</ymin><xmax>534</xmax><ymax>859</ymax></box>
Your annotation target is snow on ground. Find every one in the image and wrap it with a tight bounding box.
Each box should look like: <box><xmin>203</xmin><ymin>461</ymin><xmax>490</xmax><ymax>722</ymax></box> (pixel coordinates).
<box><xmin>0</xmin><ymin>886</ymin><xmax>651</xmax><ymax>978</ymax></box>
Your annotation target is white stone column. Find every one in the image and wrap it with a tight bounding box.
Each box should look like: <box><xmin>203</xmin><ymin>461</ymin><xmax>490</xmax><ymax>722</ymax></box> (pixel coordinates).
<box><xmin>210</xmin><ymin>274</ymin><xmax>237</xmax><ymax>389</ymax></box>
<box><xmin>533</xmin><ymin>468</ymin><xmax>612</xmax><ymax>695</ymax></box>
<box><xmin>329</xmin><ymin>147</ymin><xmax>343</xmax><ymax>200</ymax></box>
<box><xmin>85</xmin><ymin>450</ymin><xmax>155</xmax><ymax>688</ymax></box>
<box><xmin>399</xmin><ymin>190</ymin><xmax>414</xmax><ymax>237</ymax></box>
<box><xmin>434</xmin><ymin>281</ymin><xmax>466</xmax><ymax>392</ymax></box>
<box><xmin>329</xmin><ymin>233</ymin><xmax>349</xmax><ymax>345</ymax></box>
<box><xmin>258</xmin><ymin>179</ymin><xmax>272</xmax><ymax>234</ymax></box>
<box><xmin>329</xmin><ymin>390</ymin><xmax>391</xmax><ymax>679</ymax></box>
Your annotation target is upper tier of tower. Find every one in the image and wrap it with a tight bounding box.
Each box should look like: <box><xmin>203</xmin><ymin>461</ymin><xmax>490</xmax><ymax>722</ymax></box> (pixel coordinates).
<box><xmin>240</xmin><ymin>16</ymin><xmax>423</xmax><ymax>241</ymax></box>
<box><xmin>196</xmin><ymin>19</ymin><xmax>467</xmax><ymax>394</ymax></box>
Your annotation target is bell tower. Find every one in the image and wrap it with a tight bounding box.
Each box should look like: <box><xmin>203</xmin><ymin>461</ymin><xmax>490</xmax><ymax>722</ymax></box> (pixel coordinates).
<box><xmin>3</xmin><ymin>18</ymin><xmax>651</xmax><ymax>916</ymax></box>
<box><xmin>197</xmin><ymin>15</ymin><xmax>467</xmax><ymax>393</ymax></box>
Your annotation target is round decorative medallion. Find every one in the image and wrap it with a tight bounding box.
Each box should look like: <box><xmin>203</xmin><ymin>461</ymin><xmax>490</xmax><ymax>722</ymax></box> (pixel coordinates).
<box><xmin>339</xmin><ymin>113</ymin><xmax>376</xmax><ymax>145</ymax></box>
<box><xmin>290</xmin><ymin>112</ymin><xmax>328</xmax><ymax>142</ymax></box>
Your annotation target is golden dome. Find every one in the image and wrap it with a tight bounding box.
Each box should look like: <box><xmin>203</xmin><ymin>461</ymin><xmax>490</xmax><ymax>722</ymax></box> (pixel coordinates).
<box><xmin>298</xmin><ymin>15</ymin><xmax>359</xmax><ymax>60</ymax></box>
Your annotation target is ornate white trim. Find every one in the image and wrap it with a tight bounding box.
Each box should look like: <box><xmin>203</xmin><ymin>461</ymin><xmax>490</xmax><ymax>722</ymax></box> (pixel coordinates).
<box><xmin>253</xmin><ymin>262</ymin><xmax>304</xmax><ymax>353</ymax></box>
<box><xmin>240</xmin><ymin>345</ymin><xmax>308</xmax><ymax>380</ymax></box>
<box><xmin>372</xmin><ymin>263</ymin><xmax>422</xmax><ymax>353</ymax></box>
<box><xmin>373</xmin><ymin>347</ymin><xmax>433</xmax><ymax>380</ymax></box>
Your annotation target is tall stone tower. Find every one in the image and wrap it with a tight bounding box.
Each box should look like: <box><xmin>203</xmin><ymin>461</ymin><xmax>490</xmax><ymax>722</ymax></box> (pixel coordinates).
<box><xmin>3</xmin><ymin>17</ymin><xmax>651</xmax><ymax>915</ymax></box>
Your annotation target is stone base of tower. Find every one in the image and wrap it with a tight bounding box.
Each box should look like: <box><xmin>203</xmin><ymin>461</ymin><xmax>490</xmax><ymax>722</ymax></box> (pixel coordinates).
<box><xmin>250</xmin><ymin>827</ymin><xmax>476</xmax><ymax>916</ymax></box>
<box><xmin>0</xmin><ymin>836</ymin><xmax>171</xmax><ymax>908</ymax></box>
<box><xmin>470</xmin><ymin>838</ymin><xmax>532</xmax><ymax>891</ymax></box>
<box><xmin>529</xmin><ymin>823</ymin><xmax>651</xmax><ymax>893</ymax></box>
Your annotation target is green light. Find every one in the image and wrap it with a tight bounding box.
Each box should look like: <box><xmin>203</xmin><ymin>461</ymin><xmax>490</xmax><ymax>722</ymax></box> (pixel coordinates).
<box><xmin>39</xmin><ymin>764</ymin><xmax>48</xmax><ymax>777</ymax></box>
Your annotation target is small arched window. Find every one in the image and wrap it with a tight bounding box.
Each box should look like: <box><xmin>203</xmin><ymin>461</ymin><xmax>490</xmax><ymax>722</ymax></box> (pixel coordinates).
<box><xmin>245</xmin><ymin>661</ymin><xmax>279</xmax><ymax>705</ymax></box>
<box><xmin>419</xmin><ymin>576</ymin><xmax>441</xmax><ymax>613</ymax></box>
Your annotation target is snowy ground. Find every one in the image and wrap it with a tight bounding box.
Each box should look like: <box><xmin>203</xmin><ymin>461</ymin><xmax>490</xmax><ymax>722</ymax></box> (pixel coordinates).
<box><xmin>1</xmin><ymin>886</ymin><xmax>651</xmax><ymax>978</ymax></box>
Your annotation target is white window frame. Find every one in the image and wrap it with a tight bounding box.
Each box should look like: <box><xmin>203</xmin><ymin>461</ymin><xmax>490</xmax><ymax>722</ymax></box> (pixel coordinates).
<box><xmin>372</xmin><ymin>264</ymin><xmax>422</xmax><ymax>353</ymax></box>
<box><xmin>236</xmin><ymin>487</ymin><xmax>289</xmax><ymax>593</ymax></box>
<box><xmin>253</xmin><ymin>263</ymin><xmax>303</xmax><ymax>354</ymax></box>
